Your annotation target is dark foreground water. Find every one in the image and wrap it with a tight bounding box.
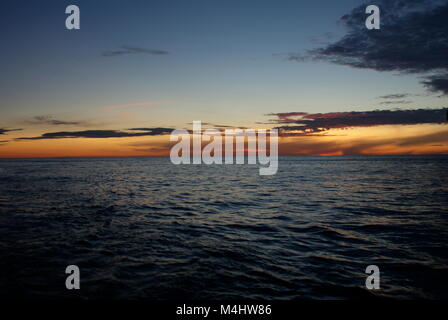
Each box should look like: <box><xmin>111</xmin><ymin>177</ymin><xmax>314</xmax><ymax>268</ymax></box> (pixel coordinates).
<box><xmin>0</xmin><ymin>156</ymin><xmax>447</xmax><ymax>300</ymax></box>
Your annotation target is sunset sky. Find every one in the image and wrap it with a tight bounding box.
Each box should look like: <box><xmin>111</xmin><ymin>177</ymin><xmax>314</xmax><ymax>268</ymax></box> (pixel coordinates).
<box><xmin>0</xmin><ymin>0</ymin><xmax>447</xmax><ymax>158</ymax></box>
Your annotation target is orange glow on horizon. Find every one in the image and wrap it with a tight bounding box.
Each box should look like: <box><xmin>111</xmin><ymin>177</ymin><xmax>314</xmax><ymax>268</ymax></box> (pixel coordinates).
<box><xmin>0</xmin><ymin>124</ymin><xmax>447</xmax><ymax>158</ymax></box>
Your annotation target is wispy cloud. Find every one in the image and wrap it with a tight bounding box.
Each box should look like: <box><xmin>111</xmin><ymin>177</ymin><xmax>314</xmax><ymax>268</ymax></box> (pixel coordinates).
<box><xmin>282</xmin><ymin>0</ymin><xmax>448</xmax><ymax>95</ymax></box>
<box><xmin>102</xmin><ymin>46</ymin><xmax>170</xmax><ymax>57</ymax></box>
<box><xmin>377</xmin><ymin>93</ymin><xmax>414</xmax><ymax>105</ymax></box>
<box><xmin>379</xmin><ymin>100</ymin><xmax>412</xmax><ymax>105</ymax></box>
<box><xmin>186</xmin><ymin>122</ymin><xmax>248</xmax><ymax>129</ymax></box>
<box><xmin>378</xmin><ymin>94</ymin><xmax>412</xmax><ymax>100</ymax></box>
<box><xmin>26</xmin><ymin>116</ymin><xmax>88</xmax><ymax>126</ymax></box>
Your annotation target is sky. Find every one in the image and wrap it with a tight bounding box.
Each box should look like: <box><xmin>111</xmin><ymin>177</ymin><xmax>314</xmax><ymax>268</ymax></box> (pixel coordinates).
<box><xmin>0</xmin><ymin>0</ymin><xmax>447</xmax><ymax>157</ymax></box>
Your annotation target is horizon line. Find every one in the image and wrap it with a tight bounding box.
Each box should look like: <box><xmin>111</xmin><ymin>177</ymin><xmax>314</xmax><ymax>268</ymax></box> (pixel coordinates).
<box><xmin>1</xmin><ymin>153</ymin><xmax>447</xmax><ymax>160</ymax></box>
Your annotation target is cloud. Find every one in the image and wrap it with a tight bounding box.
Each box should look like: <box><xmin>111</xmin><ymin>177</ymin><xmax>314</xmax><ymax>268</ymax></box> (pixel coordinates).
<box><xmin>379</xmin><ymin>100</ymin><xmax>412</xmax><ymax>105</ymax></box>
<box><xmin>378</xmin><ymin>94</ymin><xmax>412</xmax><ymax>100</ymax></box>
<box><xmin>0</xmin><ymin>128</ymin><xmax>22</xmax><ymax>135</ymax></box>
<box><xmin>15</xmin><ymin>125</ymin><xmax>260</xmax><ymax>142</ymax></box>
<box><xmin>186</xmin><ymin>122</ymin><xmax>248</xmax><ymax>129</ymax></box>
<box><xmin>265</xmin><ymin>112</ymin><xmax>309</xmax><ymax>124</ymax></box>
<box><xmin>269</xmin><ymin>108</ymin><xmax>448</xmax><ymax>136</ymax></box>
<box><xmin>102</xmin><ymin>46</ymin><xmax>170</xmax><ymax>57</ymax></box>
<box><xmin>126</xmin><ymin>127</ymin><xmax>174</xmax><ymax>133</ymax></box>
<box><xmin>26</xmin><ymin>116</ymin><xmax>87</xmax><ymax>126</ymax></box>
<box><xmin>377</xmin><ymin>93</ymin><xmax>415</xmax><ymax>104</ymax></box>
<box><xmin>422</xmin><ymin>77</ymin><xmax>448</xmax><ymax>94</ymax></box>
<box><xmin>17</xmin><ymin>128</ymin><xmax>174</xmax><ymax>140</ymax></box>
<box><xmin>284</xmin><ymin>0</ymin><xmax>448</xmax><ymax>95</ymax></box>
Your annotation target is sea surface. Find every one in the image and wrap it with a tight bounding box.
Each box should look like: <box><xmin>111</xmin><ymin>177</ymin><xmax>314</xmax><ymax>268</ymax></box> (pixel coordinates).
<box><xmin>0</xmin><ymin>156</ymin><xmax>447</xmax><ymax>300</ymax></box>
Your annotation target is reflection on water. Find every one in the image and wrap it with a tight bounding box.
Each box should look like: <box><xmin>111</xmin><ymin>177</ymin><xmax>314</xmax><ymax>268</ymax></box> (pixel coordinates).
<box><xmin>0</xmin><ymin>156</ymin><xmax>447</xmax><ymax>299</ymax></box>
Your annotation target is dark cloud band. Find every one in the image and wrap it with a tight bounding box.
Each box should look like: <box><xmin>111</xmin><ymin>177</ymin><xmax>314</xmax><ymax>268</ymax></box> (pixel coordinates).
<box><xmin>0</xmin><ymin>128</ymin><xmax>22</xmax><ymax>135</ymax></box>
<box><xmin>17</xmin><ymin>128</ymin><xmax>174</xmax><ymax>140</ymax></box>
<box><xmin>269</xmin><ymin>108</ymin><xmax>448</xmax><ymax>136</ymax></box>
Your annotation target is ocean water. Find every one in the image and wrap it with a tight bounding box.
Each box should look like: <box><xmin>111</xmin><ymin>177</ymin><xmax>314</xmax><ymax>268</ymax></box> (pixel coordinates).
<box><xmin>0</xmin><ymin>156</ymin><xmax>447</xmax><ymax>300</ymax></box>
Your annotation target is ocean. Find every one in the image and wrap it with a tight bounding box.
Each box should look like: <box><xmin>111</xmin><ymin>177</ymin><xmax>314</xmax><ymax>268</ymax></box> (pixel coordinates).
<box><xmin>0</xmin><ymin>156</ymin><xmax>447</xmax><ymax>299</ymax></box>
